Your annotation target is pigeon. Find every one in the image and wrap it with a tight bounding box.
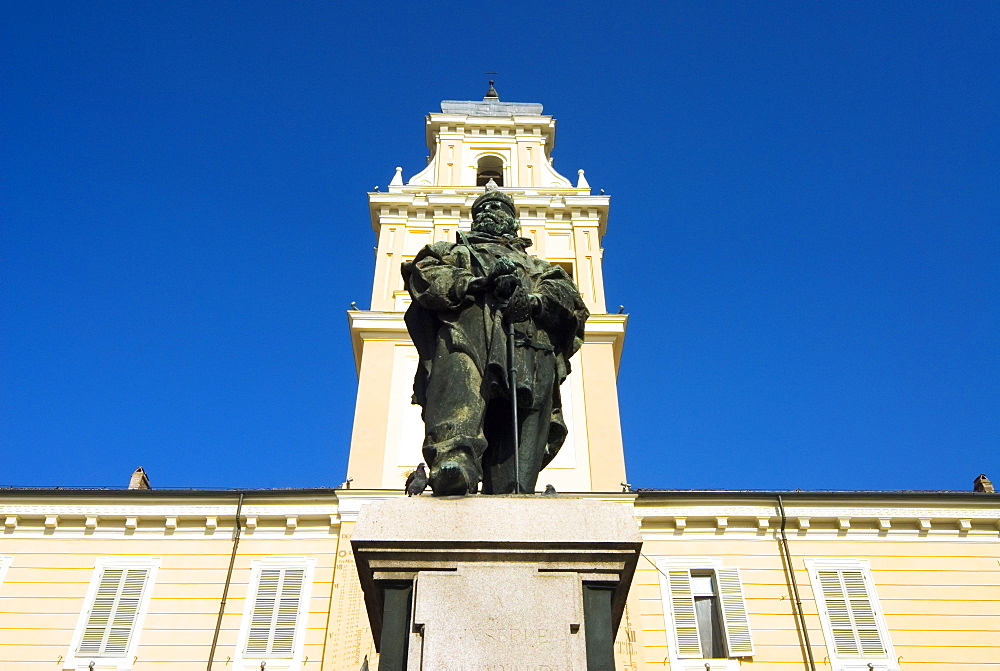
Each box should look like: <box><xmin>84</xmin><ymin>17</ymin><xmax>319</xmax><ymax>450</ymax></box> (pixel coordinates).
<box><xmin>542</xmin><ymin>484</ymin><xmax>558</xmax><ymax>496</ymax></box>
<box><xmin>406</xmin><ymin>463</ymin><xmax>428</xmax><ymax>496</ymax></box>
<box><xmin>350</xmin><ymin>301</ymin><xmax>358</xmax><ymax>310</ymax></box>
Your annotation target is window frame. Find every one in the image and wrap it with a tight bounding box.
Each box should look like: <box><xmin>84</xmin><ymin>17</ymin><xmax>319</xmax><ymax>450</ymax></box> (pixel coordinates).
<box><xmin>656</xmin><ymin>557</ymin><xmax>755</xmax><ymax>670</ymax></box>
<box><xmin>64</xmin><ymin>556</ymin><xmax>161</xmax><ymax>671</ymax></box>
<box><xmin>805</xmin><ymin>558</ymin><xmax>899</xmax><ymax>671</ymax></box>
<box><xmin>233</xmin><ymin>556</ymin><xmax>316</xmax><ymax>671</ymax></box>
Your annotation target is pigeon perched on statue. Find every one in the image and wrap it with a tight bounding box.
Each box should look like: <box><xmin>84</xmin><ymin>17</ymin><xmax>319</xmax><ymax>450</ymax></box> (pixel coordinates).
<box><xmin>405</xmin><ymin>463</ymin><xmax>428</xmax><ymax>496</ymax></box>
<box><xmin>543</xmin><ymin>484</ymin><xmax>558</xmax><ymax>497</ymax></box>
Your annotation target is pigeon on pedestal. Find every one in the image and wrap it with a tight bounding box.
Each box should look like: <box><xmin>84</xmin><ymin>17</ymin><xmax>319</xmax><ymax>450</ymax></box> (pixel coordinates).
<box><xmin>406</xmin><ymin>463</ymin><xmax>428</xmax><ymax>496</ymax></box>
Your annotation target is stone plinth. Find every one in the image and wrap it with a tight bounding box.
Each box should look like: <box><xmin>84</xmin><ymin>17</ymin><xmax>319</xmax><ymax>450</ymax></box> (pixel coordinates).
<box><xmin>352</xmin><ymin>496</ymin><xmax>641</xmax><ymax>669</ymax></box>
<box><xmin>414</xmin><ymin>563</ymin><xmax>586</xmax><ymax>669</ymax></box>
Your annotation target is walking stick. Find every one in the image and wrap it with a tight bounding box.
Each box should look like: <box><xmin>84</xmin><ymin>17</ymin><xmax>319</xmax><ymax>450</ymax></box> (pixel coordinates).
<box><xmin>506</xmin><ymin>315</ymin><xmax>521</xmax><ymax>494</ymax></box>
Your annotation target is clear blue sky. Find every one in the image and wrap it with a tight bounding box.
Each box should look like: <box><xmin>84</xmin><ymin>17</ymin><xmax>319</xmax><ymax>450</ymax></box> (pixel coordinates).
<box><xmin>2</xmin><ymin>2</ymin><xmax>997</xmax><ymax>491</ymax></box>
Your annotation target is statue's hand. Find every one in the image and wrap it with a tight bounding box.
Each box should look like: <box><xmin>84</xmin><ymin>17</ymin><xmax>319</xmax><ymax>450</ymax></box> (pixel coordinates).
<box><xmin>493</xmin><ymin>273</ymin><xmax>521</xmax><ymax>301</ymax></box>
<box><xmin>505</xmin><ymin>286</ymin><xmax>532</xmax><ymax>322</ymax></box>
<box><xmin>489</xmin><ymin>256</ymin><xmax>516</xmax><ymax>279</ymax></box>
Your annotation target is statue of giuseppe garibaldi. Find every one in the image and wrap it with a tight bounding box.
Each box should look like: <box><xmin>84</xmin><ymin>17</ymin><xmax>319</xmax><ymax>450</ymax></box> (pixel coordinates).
<box><xmin>401</xmin><ymin>185</ymin><xmax>589</xmax><ymax>496</ymax></box>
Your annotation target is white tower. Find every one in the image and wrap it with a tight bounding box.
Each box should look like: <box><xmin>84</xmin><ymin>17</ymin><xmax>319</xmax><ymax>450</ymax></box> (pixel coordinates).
<box><xmin>346</xmin><ymin>85</ymin><xmax>628</xmax><ymax>493</ymax></box>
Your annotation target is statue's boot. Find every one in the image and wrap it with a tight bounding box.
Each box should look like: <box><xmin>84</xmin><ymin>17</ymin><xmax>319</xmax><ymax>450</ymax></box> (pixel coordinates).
<box><xmin>429</xmin><ymin>456</ymin><xmax>479</xmax><ymax>495</ymax></box>
<box><xmin>426</xmin><ymin>445</ymin><xmax>482</xmax><ymax>496</ymax></box>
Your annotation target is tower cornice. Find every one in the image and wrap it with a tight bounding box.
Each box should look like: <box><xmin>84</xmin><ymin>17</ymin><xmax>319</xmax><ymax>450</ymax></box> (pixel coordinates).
<box><xmin>368</xmin><ymin>190</ymin><xmax>610</xmax><ymax>236</ymax></box>
<box><xmin>347</xmin><ymin>311</ymin><xmax>627</xmax><ymax>377</ymax></box>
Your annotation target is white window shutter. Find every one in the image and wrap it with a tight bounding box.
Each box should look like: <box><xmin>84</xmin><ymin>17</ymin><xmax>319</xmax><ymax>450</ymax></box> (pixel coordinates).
<box><xmin>105</xmin><ymin>569</ymin><xmax>147</xmax><ymax>655</ymax></box>
<box><xmin>842</xmin><ymin>570</ymin><xmax>886</xmax><ymax>656</ymax></box>
<box><xmin>246</xmin><ymin>567</ymin><xmax>306</xmax><ymax>657</ymax></box>
<box><xmin>716</xmin><ymin>567</ymin><xmax>755</xmax><ymax>656</ymax></box>
<box><xmin>247</xmin><ymin>569</ymin><xmax>280</xmax><ymax>655</ymax></box>
<box><xmin>77</xmin><ymin>567</ymin><xmax>150</xmax><ymax>657</ymax></box>
<box><xmin>817</xmin><ymin>570</ymin><xmax>860</xmax><ymax>655</ymax></box>
<box><xmin>665</xmin><ymin>569</ymin><xmax>703</xmax><ymax>658</ymax></box>
<box><xmin>78</xmin><ymin>569</ymin><xmax>122</xmax><ymax>655</ymax></box>
<box><xmin>816</xmin><ymin>569</ymin><xmax>886</xmax><ymax>658</ymax></box>
<box><xmin>273</xmin><ymin>569</ymin><xmax>305</xmax><ymax>654</ymax></box>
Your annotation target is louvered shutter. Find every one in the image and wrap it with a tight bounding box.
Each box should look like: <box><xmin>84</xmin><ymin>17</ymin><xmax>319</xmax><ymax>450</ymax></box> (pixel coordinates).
<box><xmin>77</xmin><ymin>567</ymin><xmax>150</xmax><ymax>657</ymax></box>
<box><xmin>273</xmin><ymin>569</ymin><xmax>304</xmax><ymax>654</ymax></box>
<box><xmin>716</xmin><ymin>567</ymin><xmax>755</xmax><ymax>656</ymax></box>
<box><xmin>843</xmin><ymin>570</ymin><xmax>886</xmax><ymax>656</ymax></box>
<box><xmin>246</xmin><ymin>568</ymin><xmax>306</xmax><ymax>657</ymax></box>
<box><xmin>665</xmin><ymin>569</ymin><xmax>703</xmax><ymax>658</ymax></box>
<box><xmin>816</xmin><ymin>569</ymin><xmax>886</xmax><ymax>658</ymax></box>
<box><xmin>246</xmin><ymin>570</ymin><xmax>280</xmax><ymax>654</ymax></box>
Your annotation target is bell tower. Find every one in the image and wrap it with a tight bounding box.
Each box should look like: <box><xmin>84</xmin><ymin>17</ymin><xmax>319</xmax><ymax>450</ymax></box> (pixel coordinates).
<box><xmin>345</xmin><ymin>85</ymin><xmax>628</xmax><ymax>493</ymax></box>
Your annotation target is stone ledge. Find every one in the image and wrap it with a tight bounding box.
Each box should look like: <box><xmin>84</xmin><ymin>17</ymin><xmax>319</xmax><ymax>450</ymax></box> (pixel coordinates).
<box><xmin>353</xmin><ymin>495</ymin><xmax>642</xmax><ymax>545</ymax></box>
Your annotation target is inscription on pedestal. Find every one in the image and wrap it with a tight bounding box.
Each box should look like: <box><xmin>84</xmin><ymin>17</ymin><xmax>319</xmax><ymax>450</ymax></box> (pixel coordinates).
<box><xmin>453</xmin><ymin>627</ymin><xmax>554</xmax><ymax>644</ymax></box>
<box><xmin>411</xmin><ymin>563</ymin><xmax>587</xmax><ymax>669</ymax></box>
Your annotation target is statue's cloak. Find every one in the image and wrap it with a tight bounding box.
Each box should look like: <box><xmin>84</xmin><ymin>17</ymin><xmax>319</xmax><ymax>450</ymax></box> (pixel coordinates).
<box><xmin>401</xmin><ymin>232</ymin><xmax>589</xmax><ymax>468</ymax></box>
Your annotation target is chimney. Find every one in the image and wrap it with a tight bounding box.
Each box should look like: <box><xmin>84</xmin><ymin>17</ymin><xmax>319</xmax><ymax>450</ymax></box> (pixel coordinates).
<box><xmin>973</xmin><ymin>473</ymin><xmax>994</xmax><ymax>493</ymax></box>
<box><xmin>128</xmin><ymin>467</ymin><xmax>151</xmax><ymax>490</ymax></box>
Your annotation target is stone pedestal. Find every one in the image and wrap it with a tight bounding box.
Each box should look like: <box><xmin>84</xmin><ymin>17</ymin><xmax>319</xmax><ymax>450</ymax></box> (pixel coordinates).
<box><xmin>352</xmin><ymin>496</ymin><xmax>641</xmax><ymax>670</ymax></box>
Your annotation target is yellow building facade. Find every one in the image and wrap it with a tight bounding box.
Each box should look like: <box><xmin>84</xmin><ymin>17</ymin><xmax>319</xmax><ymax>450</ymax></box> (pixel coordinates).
<box><xmin>2</xmin><ymin>489</ymin><xmax>998</xmax><ymax>669</ymax></box>
<box><xmin>1</xmin><ymin>91</ymin><xmax>998</xmax><ymax>670</ymax></box>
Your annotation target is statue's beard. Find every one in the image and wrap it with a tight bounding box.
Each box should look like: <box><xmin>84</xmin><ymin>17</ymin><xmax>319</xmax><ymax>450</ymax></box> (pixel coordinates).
<box><xmin>472</xmin><ymin>211</ymin><xmax>519</xmax><ymax>237</ymax></box>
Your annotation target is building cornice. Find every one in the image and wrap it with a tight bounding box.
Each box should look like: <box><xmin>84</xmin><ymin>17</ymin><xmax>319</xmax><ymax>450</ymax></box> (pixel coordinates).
<box><xmin>634</xmin><ymin>489</ymin><xmax>996</xmax><ymax>502</ymax></box>
<box><xmin>634</xmin><ymin>491</ymin><xmax>1000</xmax><ymax>540</ymax></box>
<box><xmin>1</xmin><ymin>489</ymin><xmax>994</xmax><ymax>539</ymax></box>
<box><xmin>0</xmin><ymin>487</ymin><xmax>339</xmax><ymax>499</ymax></box>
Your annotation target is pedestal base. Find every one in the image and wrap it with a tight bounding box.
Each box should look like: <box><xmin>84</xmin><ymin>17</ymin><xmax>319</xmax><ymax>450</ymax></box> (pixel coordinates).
<box><xmin>352</xmin><ymin>496</ymin><xmax>641</xmax><ymax>670</ymax></box>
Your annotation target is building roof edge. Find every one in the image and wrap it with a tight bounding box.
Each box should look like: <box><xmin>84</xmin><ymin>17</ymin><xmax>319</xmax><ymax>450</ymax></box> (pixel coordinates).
<box><xmin>634</xmin><ymin>489</ymin><xmax>994</xmax><ymax>500</ymax></box>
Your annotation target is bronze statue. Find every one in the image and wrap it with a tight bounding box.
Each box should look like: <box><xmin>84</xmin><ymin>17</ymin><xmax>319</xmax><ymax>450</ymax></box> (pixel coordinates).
<box><xmin>402</xmin><ymin>186</ymin><xmax>589</xmax><ymax>495</ymax></box>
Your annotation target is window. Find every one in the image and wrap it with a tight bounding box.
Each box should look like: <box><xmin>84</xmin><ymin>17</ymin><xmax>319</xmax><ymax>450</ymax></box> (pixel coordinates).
<box><xmin>65</xmin><ymin>557</ymin><xmax>160</xmax><ymax>671</ymax></box>
<box><xmin>476</xmin><ymin>155</ymin><xmax>504</xmax><ymax>187</ymax></box>
<box><xmin>691</xmin><ymin>572</ymin><xmax>725</xmax><ymax>657</ymax></box>
<box><xmin>806</xmin><ymin>559</ymin><xmax>898</xmax><ymax>671</ymax></box>
<box><xmin>235</xmin><ymin>557</ymin><xmax>316</xmax><ymax>671</ymax></box>
<box><xmin>657</xmin><ymin>558</ymin><xmax>754</xmax><ymax>670</ymax></box>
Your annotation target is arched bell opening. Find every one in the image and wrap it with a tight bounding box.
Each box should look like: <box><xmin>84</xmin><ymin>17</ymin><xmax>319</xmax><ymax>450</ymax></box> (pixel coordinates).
<box><xmin>476</xmin><ymin>155</ymin><xmax>504</xmax><ymax>187</ymax></box>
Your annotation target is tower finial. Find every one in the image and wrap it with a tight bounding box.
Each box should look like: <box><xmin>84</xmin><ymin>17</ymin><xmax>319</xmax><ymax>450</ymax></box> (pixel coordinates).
<box><xmin>484</xmin><ymin>73</ymin><xmax>499</xmax><ymax>100</ymax></box>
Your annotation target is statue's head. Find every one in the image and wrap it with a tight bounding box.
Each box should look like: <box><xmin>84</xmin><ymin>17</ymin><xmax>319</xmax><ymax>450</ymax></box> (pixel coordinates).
<box><xmin>471</xmin><ymin>188</ymin><xmax>519</xmax><ymax>237</ymax></box>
